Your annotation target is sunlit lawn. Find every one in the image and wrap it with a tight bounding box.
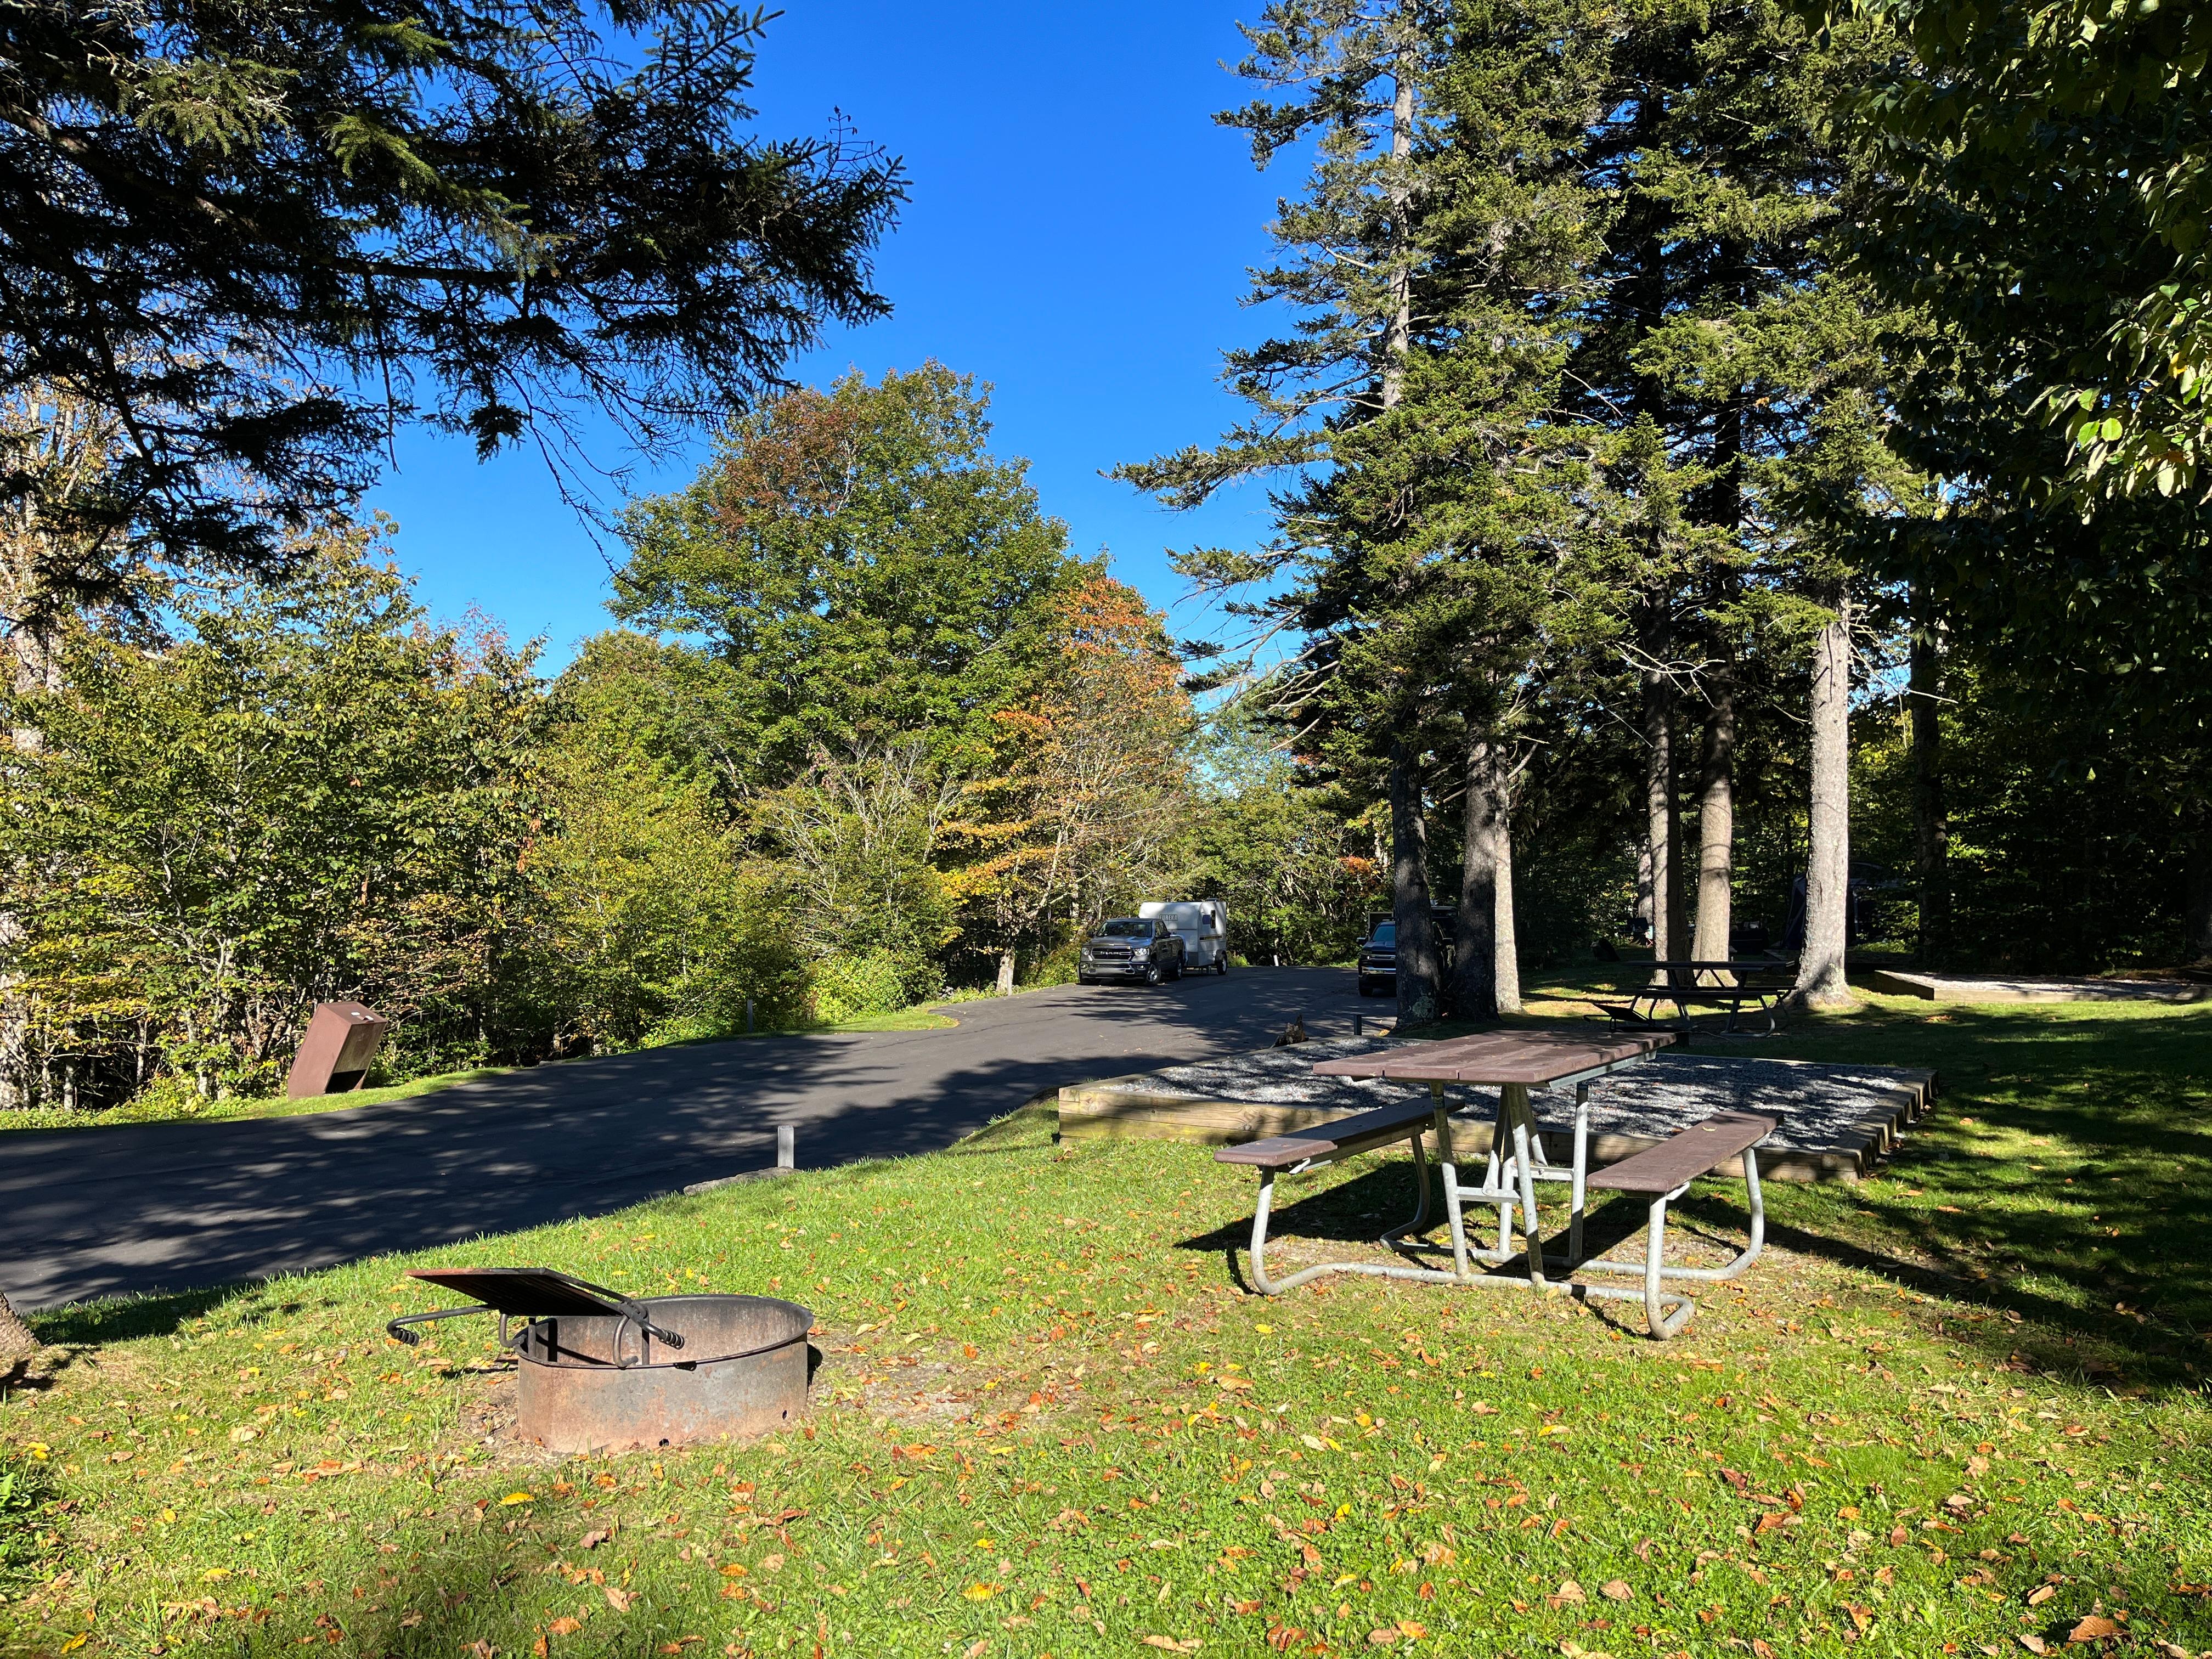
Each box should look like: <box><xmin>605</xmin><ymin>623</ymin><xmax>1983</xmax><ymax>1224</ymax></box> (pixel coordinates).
<box><xmin>3</xmin><ymin>989</ymin><xmax>2209</xmax><ymax>1657</ymax></box>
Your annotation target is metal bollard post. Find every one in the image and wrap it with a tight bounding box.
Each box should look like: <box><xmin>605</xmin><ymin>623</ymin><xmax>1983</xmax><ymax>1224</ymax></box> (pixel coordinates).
<box><xmin>776</xmin><ymin>1124</ymin><xmax>794</xmax><ymax>1172</ymax></box>
<box><xmin>1354</xmin><ymin>1014</ymin><xmax>1363</xmax><ymax>1036</ymax></box>
<box><xmin>746</xmin><ymin>997</ymin><xmax>755</xmax><ymax>1034</ymax></box>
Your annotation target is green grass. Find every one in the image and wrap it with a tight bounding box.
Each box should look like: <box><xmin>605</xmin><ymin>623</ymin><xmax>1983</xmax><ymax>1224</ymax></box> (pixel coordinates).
<box><xmin>3</xmin><ymin>992</ymin><xmax>2210</xmax><ymax>1658</ymax></box>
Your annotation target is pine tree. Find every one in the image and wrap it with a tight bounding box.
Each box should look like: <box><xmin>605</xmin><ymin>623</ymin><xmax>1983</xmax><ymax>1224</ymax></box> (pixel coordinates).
<box><xmin>1551</xmin><ymin>0</ymin><xmax>1920</xmax><ymax>999</ymax></box>
<box><xmin>1</xmin><ymin>0</ymin><xmax>902</xmax><ymax>608</ymax></box>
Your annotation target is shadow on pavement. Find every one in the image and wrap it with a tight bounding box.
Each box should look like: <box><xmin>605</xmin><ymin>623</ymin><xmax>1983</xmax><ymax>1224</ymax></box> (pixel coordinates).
<box><xmin>2</xmin><ymin>969</ymin><xmax>1365</xmax><ymax>1312</ymax></box>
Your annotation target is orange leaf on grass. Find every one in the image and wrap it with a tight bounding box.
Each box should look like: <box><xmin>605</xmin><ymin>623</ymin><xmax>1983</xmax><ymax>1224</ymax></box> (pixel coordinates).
<box><xmin>548</xmin><ymin>1617</ymin><xmax>584</xmax><ymax>1635</ymax></box>
<box><xmin>2067</xmin><ymin>1616</ymin><xmax>2120</xmax><ymax>1643</ymax></box>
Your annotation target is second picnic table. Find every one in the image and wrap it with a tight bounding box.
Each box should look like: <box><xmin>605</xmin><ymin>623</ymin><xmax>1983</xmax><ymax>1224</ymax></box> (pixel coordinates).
<box><xmin>1592</xmin><ymin>959</ymin><xmax>1795</xmax><ymax>1034</ymax></box>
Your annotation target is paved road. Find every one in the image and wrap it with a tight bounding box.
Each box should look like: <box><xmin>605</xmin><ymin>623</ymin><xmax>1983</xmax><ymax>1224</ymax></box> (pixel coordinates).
<box><xmin>0</xmin><ymin>967</ymin><xmax>1374</xmax><ymax>1311</ymax></box>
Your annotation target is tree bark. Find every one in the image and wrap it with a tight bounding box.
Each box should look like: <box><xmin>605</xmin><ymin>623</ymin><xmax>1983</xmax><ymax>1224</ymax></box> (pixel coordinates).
<box><xmin>1798</xmin><ymin>594</ymin><xmax>1853</xmax><ymax>1007</ymax></box>
<box><xmin>1449</xmin><ymin>737</ymin><xmax>1501</xmax><ymax>1022</ymax></box>
<box><xmin>1493</xmin><ymin>809</ymin><xmax>1521</xmax><ymax>1013</ymax></box>
<box><xmin>0</xmin><ymin>1291</ymin><xmax>37</xmax><ymax>1360</ymax></box>
<box><xmin>1389</xmin><ymin>741</ymin><xmax>1441</xmax><ymax>1025</ymax></box>
<box><xmin>1910</xmin><ymin>595</ymin><xmax>1950</xmax><ymax>968</ymax></box>
<box><xmin>2187</xmin><ymin>813</ymin><xmax>2212</xmax><ymax>964</ymax></box>
<box><xmin>1640</xmin><ymin>597</ymin><xmax>1682</xmax><ymax>969</ymax></box>
<box><xmin>1691</xmin><ymin>670</ymin><xmax>1737</xmax><ymax>964</ymax></box>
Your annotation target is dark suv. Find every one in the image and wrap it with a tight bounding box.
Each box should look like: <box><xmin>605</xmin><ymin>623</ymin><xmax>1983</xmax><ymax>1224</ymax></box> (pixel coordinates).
<box><xmin>1078</xmin><ymin>917</ymin><xmax>1187</xmax><ymax>986</ymax></box>
<box><xmin>1356</xmin><ymin>910</ymin><xmax>1457</xmax><ymax>997</ymax></box>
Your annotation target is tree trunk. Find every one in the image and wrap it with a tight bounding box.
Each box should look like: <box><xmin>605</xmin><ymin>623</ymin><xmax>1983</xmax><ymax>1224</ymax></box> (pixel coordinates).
<box><xmin>1910</xmin><ymin>595</ymin><xmax>1950</xmax><ymax>967</ymax></box>
<box><xmin>2187</xmin><ymin>813</ymin><xmax>2212</xmax><ymax>964</ymax></box>
<box><xmin>995</xmin><ymin>949</ymin><xmax>1016</xmax><ymax>997</ymax></box>
<box><xmin>0</xmin><ymin>1290</ymin><xmax>37</xmax><ymax>1360</ymax></box>
<box><xmin>1633</xmin><ymin>837</ymin><xmax>1654</xmax><ymax>947</ymax></box>
<box><xmin>1389</xmin><ymin>741</ymin><xmax>1441</xmax><ymax>1025</ymax></box>
<box><xmin>1493</xmin><ymin>810</ymin><xmax>1521</xmax><ymax>1014</ymax></box>
<box><xmin>1640</xmin><ymin>598</ymin><xmax>1682</xmax><ymax>969</ymax></box>
<box><xmin>1797</xmin><ymin>594</ymin><xmax>1853</xmax><ymax>1007</ymax></box>
<box><xmin>1449</xmin><ymin>737</ymin><xmax>1501</xmax><ymax>1023</ymax></box>
<box><xmin>1691</xmin><ymin>672</ymin><xmax>1737</xmax><ymax>963</ymax></box>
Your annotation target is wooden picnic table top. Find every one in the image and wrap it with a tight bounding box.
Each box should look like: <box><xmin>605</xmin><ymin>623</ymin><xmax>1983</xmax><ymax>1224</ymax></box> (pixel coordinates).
<box><xmin>1310</xmin><ymin>1028</ymin><xmax>1675</xmax><ymax>1086</ymax></box>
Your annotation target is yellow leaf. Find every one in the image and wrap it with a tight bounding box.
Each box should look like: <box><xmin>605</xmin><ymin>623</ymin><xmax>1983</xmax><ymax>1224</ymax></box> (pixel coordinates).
<box><xmin>201</xmin><ymin>1568</ymin><xmax>232</xmax><ymax>1583</ymax></box>
<box><xmin>962</xmin><ymin>1582</ymin><xmax>1002</xmax><ymax>1601</ymax></box>
<box><xmin>501</xmin><ymin>1491</ymin><xmax>535</xmax><ymax>1506</ymax></box>
<box><xmin>59</xmin><ymin>1639</ymin><xmax>88</xmax><ymax>1655</ymax></box>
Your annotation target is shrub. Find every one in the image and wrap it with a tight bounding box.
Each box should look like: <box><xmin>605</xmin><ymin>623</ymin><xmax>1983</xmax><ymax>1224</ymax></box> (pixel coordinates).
<box><xmin>809</xmin><ymin>951</ymin><xmax>912</xmax><ymax>1024</ymax></box>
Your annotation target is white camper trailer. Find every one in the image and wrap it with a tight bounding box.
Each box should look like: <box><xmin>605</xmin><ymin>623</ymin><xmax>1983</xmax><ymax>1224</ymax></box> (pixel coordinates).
<box><xmin>1137</xmin><ymin>900</ymin><xmax>1231</xmax><ymax>973</ymax></box>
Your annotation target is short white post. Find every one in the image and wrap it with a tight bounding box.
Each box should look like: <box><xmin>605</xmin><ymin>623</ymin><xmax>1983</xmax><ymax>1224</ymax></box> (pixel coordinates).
<box><xmin>776</xmin><ymin>1124</ymin><xmax>795</xmax><ymax>1171</ymax></box>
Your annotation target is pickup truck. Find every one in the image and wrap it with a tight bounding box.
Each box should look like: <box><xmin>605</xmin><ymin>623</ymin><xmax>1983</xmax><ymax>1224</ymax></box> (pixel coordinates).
<box><xmin>1077</xmin><ymin>917</ymin><xmax>1187</xmax><ymax>986</ymax></box>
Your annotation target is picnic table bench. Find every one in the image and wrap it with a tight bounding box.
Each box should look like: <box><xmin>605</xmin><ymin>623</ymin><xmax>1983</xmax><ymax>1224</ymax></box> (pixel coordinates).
<box><xmin>1590</xmin><ymin>958</ymin><xmax>1795</xmax><ymax>1035</ymax></box>
<box><xmin>1212</xmin><ymin>1030</ymin><xmax>1780</xmax><ymax>1338</ymax></box>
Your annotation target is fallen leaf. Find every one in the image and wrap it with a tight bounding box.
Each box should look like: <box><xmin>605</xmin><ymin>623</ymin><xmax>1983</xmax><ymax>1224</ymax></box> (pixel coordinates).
<box><xmin>1555</xmin><ymin>1579</ymin><xmax>1587</xmax><ymax>1605</ymax></box>
<box><xmin>548</xmin><ymin>1617</ymin><xmax>584</xmax><ymax>1635</ymax></box>
<box><xmin>601</xmin><ymin>1586</ymin><xmax>634</xmax><ymax>1613</ymax></box>
<box><xmin>1753</xmin><ymin>1641</ymin><xmax>1776</xmax><ymax>1659</ymax></box>
<box><xmin>1600</xmin><ymin>1580</ymin><xmax>1633</xmax><ymax>1602</ymax></box>
<box><xmin>1367</xmin><ymin>1634</ymin><xmax>1397</xmax><ymax>1648</ymax></box>
<box><xmin>963</xmin><ymin>1582</ymin><xmax>1002</xmax><ymax>1601</ymax></box>
<box><xmin>2067</xmin><ymin>1616</ymin><xmax>2120</xmax><ymax>1643</ymax></box>
<box><xmin>964</xmin><ymin>1645</ymin><xmax>987</xmax><ymax>1659</ymax></box>
<box><xmin>1217</xmin><ymin>1376</ymin><xmax>1254</xmax><ymax>1392</ymax></box>
<box><xmin>1396</xmin><ymin>1622</ymin><xmax>1427</xmax><ymax>1640</ymax></box>
<box><xmin>1141</xmin><ymin>1640</ymin><xmax>1200</xmax><ymax>1654</ymax></box>
<box><xmin>2019</xmin><ymin>1639</ymin><xmax>2047</xmax><ymax>1656</ymax></box>
<box><xmin>2028</xmin><ymin>1585</ymin><xmax>2056</xmax><ymax>1606</ymax></box>
<box><xmin>501</xmin><ymin>1491</ymin><xmax>535</xmax><ymax>1506</ymax></box>
<box><xmin>579</xmin><ymin>1529</ymin><xmax>611</xmax><ymax>1550</ymax></box>
<box><xmin>719</xmin><ymin>1563</ymin><xmax>748</xmax><ymax>1578</ymax></box>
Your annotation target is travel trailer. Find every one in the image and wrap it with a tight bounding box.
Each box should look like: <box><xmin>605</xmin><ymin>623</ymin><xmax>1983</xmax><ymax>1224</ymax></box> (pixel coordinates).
<box><xmin>1137</xmin><ymin>900</ymin><xmax>1232</xmax><ymax>973</ymax></box>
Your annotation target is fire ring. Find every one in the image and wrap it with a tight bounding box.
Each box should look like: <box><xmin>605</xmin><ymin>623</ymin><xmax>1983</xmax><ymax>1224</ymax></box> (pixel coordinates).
<box><xmin>388</xmin><ymin>1269</ymin><xmax>813</xmax><ymax>1453</ymax></box>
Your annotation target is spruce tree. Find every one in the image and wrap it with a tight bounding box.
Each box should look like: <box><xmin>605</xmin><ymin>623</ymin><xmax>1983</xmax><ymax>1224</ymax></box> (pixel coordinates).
<box><xmin>0</xmin><ymin>1</ymin><xmax>903</xmax><ymax>611</ymax></box>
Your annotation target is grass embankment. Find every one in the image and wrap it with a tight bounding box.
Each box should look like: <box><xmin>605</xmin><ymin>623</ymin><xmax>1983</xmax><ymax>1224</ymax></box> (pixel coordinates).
<box><xmin>3</xmin><ymin>993</ymin><xmax>2210</xmax><ymax>1657</ymax></box>
<box><xmin>0</xmin><ymin>1009</ymin><xmax>962</xmax><ymax>1136</ymax></box>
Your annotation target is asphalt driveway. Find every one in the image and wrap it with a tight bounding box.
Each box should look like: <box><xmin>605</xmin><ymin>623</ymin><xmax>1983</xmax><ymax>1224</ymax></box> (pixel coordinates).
<box><xmin>0</xmin><ymin>967</ymin><xmax>1372</xmax><ymax>1311</ymax></box>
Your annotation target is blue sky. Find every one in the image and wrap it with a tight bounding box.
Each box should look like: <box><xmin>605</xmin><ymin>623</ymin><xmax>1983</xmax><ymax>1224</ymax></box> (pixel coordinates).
<box><xmin>365</xmin><ymin>2</ymin><xmax>1295</xmax><ymax>672</ymax></box>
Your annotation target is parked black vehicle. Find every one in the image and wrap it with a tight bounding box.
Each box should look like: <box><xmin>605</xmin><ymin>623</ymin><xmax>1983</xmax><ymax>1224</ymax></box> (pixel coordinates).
<box><xmin>1356</xmin><ymin>910</ymin><xmax>1457</xmax><ymax>997</ymax></box>
<box><xmin>1078</xmin><ymin>916</ymin><xmax>1187</xmax><ymax>986</ymax></box>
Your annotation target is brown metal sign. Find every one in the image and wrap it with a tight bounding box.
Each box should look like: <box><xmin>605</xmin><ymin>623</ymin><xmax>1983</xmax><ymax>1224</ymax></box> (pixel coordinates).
<box><xmin>285</xmin><ymin>1002</ymin><xmax>390</xmax><ymax>1098</ymax></box>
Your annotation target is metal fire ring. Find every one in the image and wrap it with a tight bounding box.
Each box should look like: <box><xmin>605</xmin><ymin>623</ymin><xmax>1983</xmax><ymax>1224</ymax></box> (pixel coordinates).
<box><xmin>387</xmin><ymin>1270</ymin><xmax>813</xmax><ymax>1453</ymax></box>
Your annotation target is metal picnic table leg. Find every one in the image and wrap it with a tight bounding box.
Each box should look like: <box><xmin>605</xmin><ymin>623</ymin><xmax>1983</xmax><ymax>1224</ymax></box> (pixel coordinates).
<box><xmin>1501</xmin><ymin>1082</ymin><xmax>1547</xmax><ymax>1286</ymax></box>
<box><xmin>1430</xmin><ymin>1081</ymin><xmax>1473</xmax><ymax>1281</ymax></box>
<box><xmin>1568</xmin><ymin>1082</ymin><xmax>1590</xmax><ymax>1266</ymax></box>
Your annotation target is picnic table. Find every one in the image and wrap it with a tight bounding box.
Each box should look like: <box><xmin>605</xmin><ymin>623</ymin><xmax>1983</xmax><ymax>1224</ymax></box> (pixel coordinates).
<box><xmin>1213</xmin><ymin>1029</ymin><xmax>1780</xmax><ymax>1337</ymax></box>
<box><xmin>1590</xmin><ymin>958</ymin><xmax>1795</xmax><ymax>1035</ymax></box>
